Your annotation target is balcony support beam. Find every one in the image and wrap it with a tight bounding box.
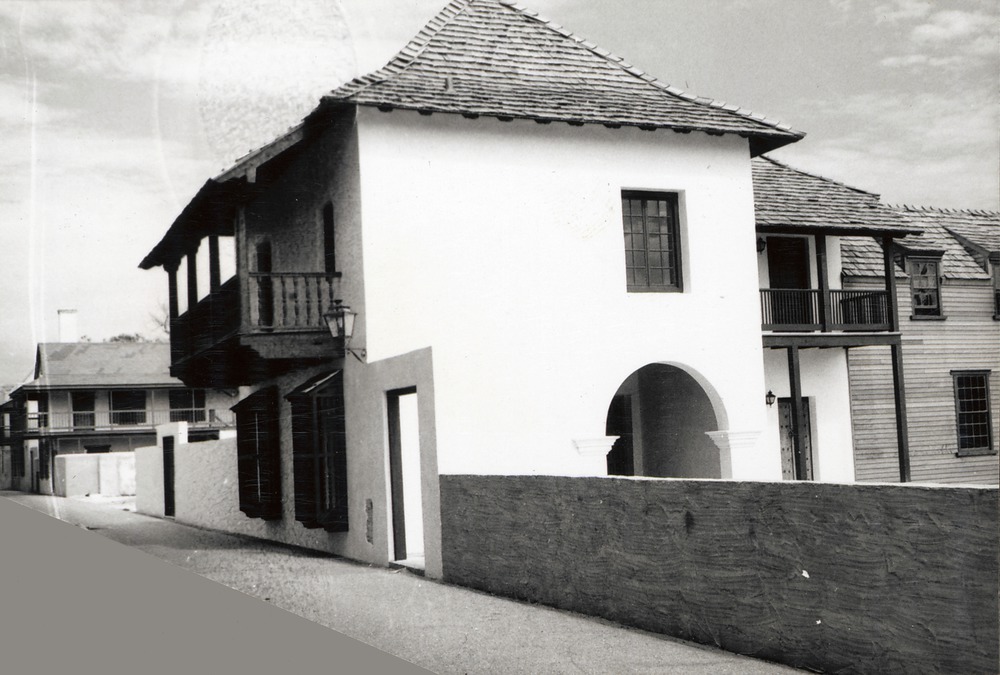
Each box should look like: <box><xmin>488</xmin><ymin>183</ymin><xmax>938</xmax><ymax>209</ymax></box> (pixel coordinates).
<box><xmin>891</xmin><ymin>342</ymin><xmax>911</xmax><ymax>483</ymax></box>
<box><xmin>209</xmin><ymin>235</ymin><xmax>221</xmax><ymax>292</ymax></box>
<box><xmin>167</xmin><ymin>265</ymin><xmax>179</xmax><ymax>320</ymax></box>
<box><xmin>882</xmin><ymin>235</ymin><xmax>900</xmax><ymax>332</ymax></box>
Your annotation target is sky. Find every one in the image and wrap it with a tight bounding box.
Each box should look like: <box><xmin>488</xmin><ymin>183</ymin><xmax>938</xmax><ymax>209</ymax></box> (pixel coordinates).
<box><xmin>0</xmin><ymin>0</ymin><xmax>997</xmax><ymax>385</ymax></box>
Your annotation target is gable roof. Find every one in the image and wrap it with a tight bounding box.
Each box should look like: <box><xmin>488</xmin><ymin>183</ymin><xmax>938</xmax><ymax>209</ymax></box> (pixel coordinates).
<box><xmin>18</xmin><ymin>342</ymin><xmax>181</xmax><ymax>391</ymax></box>
<box><xmin>752</xmin><ymin>156</ymin><xmax>917</xmax><ymax>236</ymax></box>
<box><xmin>841</xmin><ymin>206</ymin><xmax>998</xmax><ymax>280</ymax></box>
<box><xmin>323</xmin><ymin>0</ymin><xmax>803</xmax><ymax>155</ymax></box>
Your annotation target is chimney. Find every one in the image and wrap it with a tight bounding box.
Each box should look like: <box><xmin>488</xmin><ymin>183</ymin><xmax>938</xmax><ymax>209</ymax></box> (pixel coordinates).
<box><xmin>57</xmin><ymin>309</ymin><xmax>79</xmax><ymax>343</ymax></box>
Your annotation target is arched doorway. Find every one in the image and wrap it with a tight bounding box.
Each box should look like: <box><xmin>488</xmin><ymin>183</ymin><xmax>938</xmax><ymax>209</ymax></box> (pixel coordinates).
<box><xmin>606</xmin><ymin>363</ymin><xmax>722</xmax><ymax>479</ymax></box>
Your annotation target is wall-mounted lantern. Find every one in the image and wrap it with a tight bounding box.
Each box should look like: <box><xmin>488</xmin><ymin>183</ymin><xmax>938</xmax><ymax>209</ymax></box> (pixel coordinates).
<box><xmin>324</xmin><ymin>300</ymin><xmax>365</xmax><ymax>362</ymax></box>
<box><xmin>765</xmin><ymin>390</ymin><xmax>776</xmax><ymax>407</ymax></box>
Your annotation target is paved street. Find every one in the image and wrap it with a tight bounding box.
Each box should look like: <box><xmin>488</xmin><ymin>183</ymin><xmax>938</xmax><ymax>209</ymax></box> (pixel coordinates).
<box><xmin>2</xmin><ymin>491</ymin><xmax>801</xmax><ymax>674</ymax></box>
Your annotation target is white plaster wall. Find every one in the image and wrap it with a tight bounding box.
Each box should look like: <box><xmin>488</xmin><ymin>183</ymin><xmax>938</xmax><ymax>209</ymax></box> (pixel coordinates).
<box><xmin>762</xmin><ymin>347</ymin><xmax>856</xmax><ymax>482</ymax></box>
<box><xmin>134</xmin><ymin>445</ymin><xmax>164</xmax><ymax>517</ymax></box>
<box><xmin>356</xmin><ymin>110</ymin><xmax>771</xmax><ymax>479</ymax></box>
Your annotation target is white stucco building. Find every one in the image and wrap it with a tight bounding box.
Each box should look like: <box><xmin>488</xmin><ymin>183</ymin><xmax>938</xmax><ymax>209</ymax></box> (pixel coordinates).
<box><xmin>138</xmin><ymin>0</ymin><xmax>915</xmax><ymax>578</ymax></box>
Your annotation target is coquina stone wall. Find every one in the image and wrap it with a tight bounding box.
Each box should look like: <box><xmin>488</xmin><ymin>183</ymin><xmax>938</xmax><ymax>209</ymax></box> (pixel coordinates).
<box><xmin>440</xmin><ymin>475</ymin><xmax>998</xmax><ymax>674</ymax></box>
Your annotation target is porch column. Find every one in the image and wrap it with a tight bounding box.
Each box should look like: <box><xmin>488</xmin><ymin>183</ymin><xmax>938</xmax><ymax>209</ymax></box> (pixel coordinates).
<box><xmin>166</xmin><ymin>264</ymin><xmax>179</xmax><ymax>320</ymax></box>
<box><xmin>706</xmin><ymin>430</ymin><xmax>761</xmax><ymax>479</ymax></box>
<box><xmin>882</xmin><ymin>236</ymin><xmax>910</xmax><ymax>482</ymax></box>
<box><xmin>209</xmin><ymin>235</ymin><xmax>221</xmax><ymax>292</ymax></box>
<box><xmin>787</xmin><ymin>346</ymin><xmax>808</xmax><ymax>480</ymax></box>
<box><xmin>816</xmin><ymin>235</ymin><xmax>830</xmax><ymax>330</ymax></box>
<box><xmin>186</xmin><ymin>251</ymin><xmax>198</xmax><ymax>310</ymax></box>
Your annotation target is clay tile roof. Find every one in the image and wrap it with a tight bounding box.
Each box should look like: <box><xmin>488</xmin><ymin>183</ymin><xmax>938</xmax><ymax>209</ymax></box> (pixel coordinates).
<box><xmin>325</xmin><ymin>0</ymin><xmax>804</xmax><ymax>155</ymax></box>
<box><xmin>840</xmin><ymin>205</ymin><xmax>998</xmax><ymax>280</ymax></box>
<box><xmin>20</xmin><ymin>342</ymin><xmax>181</xmax><ymax>390</ymax></box>
<box><xmin>752</xmin><ymin>156</ymin><xmax>916</xmax><ymax>235</ymax></box>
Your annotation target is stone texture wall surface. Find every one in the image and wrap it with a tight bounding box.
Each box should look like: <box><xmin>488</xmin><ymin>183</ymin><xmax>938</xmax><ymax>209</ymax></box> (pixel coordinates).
<box><xmin>440</xmin><ymin>475</ymin><xmax>998</xmax><ymax>674</ymax></box>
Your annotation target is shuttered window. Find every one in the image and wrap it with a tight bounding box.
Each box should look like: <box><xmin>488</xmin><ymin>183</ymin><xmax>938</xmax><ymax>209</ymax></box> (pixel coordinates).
<box><xmin>622</xmin><ymin>191</ymin><xmax>683</xmax><ymax>292</ymax></box>
<box><xmin>234</xmin><ymin>387</ymin><xmax>282</xmax><ymax>520</ymax></box>
<box><xmin>953</xmin><ymin>371</ymin><xmax>994</xmax><ymax>456</ymax></box>
<box><xmin>288</xmin><ymin>371</ymin><xmax>348</xmax><ymax>532</ymax></box>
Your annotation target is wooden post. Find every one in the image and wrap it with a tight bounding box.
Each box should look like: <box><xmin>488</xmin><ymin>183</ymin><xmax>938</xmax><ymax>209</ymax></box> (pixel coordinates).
<box><xmin>882</xmin><ymin>236</ymin><xmax>910</xmax><ymax>482</ymax></box>
<box><xmin>209</xmin><ymin>235</ymin><xmax>221</xmax><ymax>292</ymax></box>
<box><xmin>891</xmin><ymin>342</ymin><xmax>911</xmax><ymax>482</ymax></box>
<box><xmin>882</xmin><ymin>235</ymin><xmax>900</xmax><ymax>331</ymax></box>
<box><xmin>816</xmin><ymin>235</ymin><xmax>830</xmax><ymax>331</ymax></box>
<box><xmin>186</xmin><ymin>251</ymin><xmax>198</xmax><ymax>311</ymax></box>
<box><xmin>787</xmin><ymin>346</ymin><xmax>808</xmax><ymax>480</ymax></box>
<box><xmin>166</xmin><ymin>265</ymin><xmax>179</xmax><ymax>320</ymax></box>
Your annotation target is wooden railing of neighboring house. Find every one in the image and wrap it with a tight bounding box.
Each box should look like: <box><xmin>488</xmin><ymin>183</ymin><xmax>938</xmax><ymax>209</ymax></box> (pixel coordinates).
<box><xmin>761</xmin><ymin>289</ymin><xmax>891</xmax><ymax>332</ymax></box>
<box><xmin>23</xmin><ymin>408</ymin><xmax>236</xmax><ymax>434</ymax></box>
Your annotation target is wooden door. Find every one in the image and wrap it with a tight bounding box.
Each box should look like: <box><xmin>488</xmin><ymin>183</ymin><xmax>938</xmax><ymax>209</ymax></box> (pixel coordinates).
<box><xmin>163</xmin><ymin>436</ymin><xmax>175</xmax><ymax>517</ymax></box>
<box><xmin>778</xmin><ymin>398</ymin><xmax>813</xmax><ymax>480</ymax></box>
<box><xmin>768</xmin><ymin>237</ymin><xmax>813</xmax><ymax>326</ymax></box>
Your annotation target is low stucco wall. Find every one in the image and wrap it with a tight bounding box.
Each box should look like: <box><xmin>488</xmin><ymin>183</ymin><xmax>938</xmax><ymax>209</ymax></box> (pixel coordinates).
<box><xmin>54</xmin><ymin>452</ymin><xmax>135</xmax><ymax>497</ymax></box>
<box><xmin>440</xmin><ymin>475</ymin><xmax>998</xmax><ymax>674</ymax></box>
<box><xmin>135</xmin><ymin>446</ymin><xmax>163</xmax><ymax>517</ymax></box>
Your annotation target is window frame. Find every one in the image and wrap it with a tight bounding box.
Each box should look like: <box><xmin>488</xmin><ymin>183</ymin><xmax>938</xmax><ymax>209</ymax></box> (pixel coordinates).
<box><xmin>71</xmin><ymin>391</ymin><xmax>96</xmax><ymax>429</ymax></box>
<box><xmin>621</xmin><ymin>190</ymin><xmax>684</xmax><ymax>293</ymax></box>
<box><xmin>109</xmin><ymin>389</ymin><xmax>147</xmax><ymax>426</ymax></box>
<box><xmin>908</xmin><ymin>257</ymin><xmax>943</xmax><ymax>318</ymax></box>
<box><xmin>233</xmin><ymin>387</ymin><xmax>283</xmax><ymax>520</ymax></box>
<box><xmin>288</xmin><ymin>371</ymin><xmax>348</xmax><ymax>532</ymax></box>
<box><xmin>952</xmin><ymin>370</ymin><xmax>995</xmax><ymax>457</ymax></box>
<box><xmin>169</xmin><ymin>388</ymin><xmax>207</xmax><ymax>424</ymax></box>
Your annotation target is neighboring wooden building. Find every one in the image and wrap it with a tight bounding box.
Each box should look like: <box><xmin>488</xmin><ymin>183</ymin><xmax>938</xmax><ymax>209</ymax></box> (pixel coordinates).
<box><xmin>0</xmin><ymin>341</ymin><xmax>236</xmax><ymax>495</ymax></box>
<box><xmin>843</xmin><ymin>206</ymin><xmax>1000</xmax><ymax>484</ymax></box>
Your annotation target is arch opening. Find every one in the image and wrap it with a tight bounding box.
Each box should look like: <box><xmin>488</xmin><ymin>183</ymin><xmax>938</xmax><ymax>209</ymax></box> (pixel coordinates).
<box><xmin>605</xmin><ymin>363</ymin><xmax>722</xmax><ymax>479</ymax></box>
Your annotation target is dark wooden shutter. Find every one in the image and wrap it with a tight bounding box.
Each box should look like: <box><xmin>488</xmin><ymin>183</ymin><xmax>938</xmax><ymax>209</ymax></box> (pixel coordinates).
<box><xmin>291</xmin><ymin>395</ymin><xmax>322</xmax><ymax>527</ymax></box>
<box><xmin>235</xmin><ymin>387</ymin><xmax>282</xmax><ymax>520</ymax></box>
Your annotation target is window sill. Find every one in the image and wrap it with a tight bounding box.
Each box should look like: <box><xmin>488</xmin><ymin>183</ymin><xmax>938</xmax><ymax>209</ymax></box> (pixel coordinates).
<box><xmin>955</xmin><ymin>450</ymin><xmax>997</xmax><ymax>458</ymax></box>
<box><xmin>909</xmin><ymin>315</ymin><xmax>947</xmax><ymax>321</ymax></box>
<box><xmin>627</xmin><ymin>286</ymin><xmax>683</xmax><ymax>294</ymax></box>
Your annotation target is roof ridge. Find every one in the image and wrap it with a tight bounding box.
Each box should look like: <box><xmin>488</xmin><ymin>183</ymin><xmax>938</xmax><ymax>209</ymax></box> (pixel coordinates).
<box><xmin>330</xmin><ymin>0</ymin><xmax>474</xmax><ymax>100</ymax></box>
<box><xmin>889</xmin><ymin>203</ymin><xmax>1000</xmax><ymax>218</ymax></box>
<box><xmin>757</xmin><ymin>154</ymin><xmax>882</xmax><ymax>198</ymax></box>
<box><xmin>499</xmin><ymin>0</ymin><xmax>803</xmax><ymax>138</ymax></box>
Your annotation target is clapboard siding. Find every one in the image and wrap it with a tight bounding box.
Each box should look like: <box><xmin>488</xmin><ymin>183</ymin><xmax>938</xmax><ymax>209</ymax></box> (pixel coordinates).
<box><xmin>846</xmin><ymin>277</ymin><xmax>1000</xmax><ymax>484</ymax></box>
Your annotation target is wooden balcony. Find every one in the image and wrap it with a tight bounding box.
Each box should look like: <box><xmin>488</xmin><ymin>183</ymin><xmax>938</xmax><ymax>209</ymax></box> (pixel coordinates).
<box><xmin>19</xmin><ymin>408</ymin><xmax>235</xmax><ymax>436</ymax></box>
<box><xmin>761</xmin><ymin>289</ymin><xmax>891</xmax><ymax>332</ymax></box>
<box><xmin>170</xmin><ymin>273</ymin><xmax>342</xmax><ymax>387</ymax></box>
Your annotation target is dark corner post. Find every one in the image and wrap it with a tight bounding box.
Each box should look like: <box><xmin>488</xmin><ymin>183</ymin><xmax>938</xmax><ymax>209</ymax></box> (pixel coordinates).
<box><xmin>186</xmin><ymin>249</ymin><xmax>198</xmax><ymax>311</ymax></box>
<box><xmin>882</xmin><ymin>235</ymin><xmax>910</xmax><ymax>482</ymax></box>
<box><xmin>787</xmin><ymin>345</ymin><xmax>807</xmax><ymax>480</ymax></box>
<box><xmin>816</xmin><ymin>234</ymin><xmax>830</xmax><ymax>330</ymax></box>
<box><xmin>209</xmin><ymin>235</ymin><xmax>221</xmax><ymax>292</ymax></box>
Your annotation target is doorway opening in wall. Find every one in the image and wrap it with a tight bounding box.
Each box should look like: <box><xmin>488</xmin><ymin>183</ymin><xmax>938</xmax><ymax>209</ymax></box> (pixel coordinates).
<box><xmin>163</xmin><ymin>436</ymin><xmax>175</xmax><ymax>517</ymax></box>
<box><xmin>606</xmin><ymin>364</ymin><xmax>723</xmax><ymax>479</ymax></box>
<box><xmin>778</xmin><ymin>397</ymin><xmax>814</xmax><ymax>480</ymax></box>
<box><xmin>387</xmin><ymin>387</ymin><xmax>423</xmax><ymax>572</ymax></box>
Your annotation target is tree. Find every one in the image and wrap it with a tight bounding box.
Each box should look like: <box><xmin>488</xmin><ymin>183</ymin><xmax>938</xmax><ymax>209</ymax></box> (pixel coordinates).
<box><xmin>106</xmin><ymin>333</ymin><xmax>145</xmax><ymax>343</ymax></box>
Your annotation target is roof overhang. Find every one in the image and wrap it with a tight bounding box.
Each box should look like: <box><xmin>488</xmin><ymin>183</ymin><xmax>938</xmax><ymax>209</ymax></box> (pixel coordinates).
<box><xmin>756</xmin><ymin>224</ymin><xmax>922</xmax><ymax>238</ymax></box>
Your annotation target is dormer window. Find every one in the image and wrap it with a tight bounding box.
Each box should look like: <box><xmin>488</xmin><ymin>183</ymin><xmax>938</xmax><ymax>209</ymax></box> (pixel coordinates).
<box><xmin>909</xmin><ymin>258</ymin><xmax>942</xmax><ymax>318</ymax></box>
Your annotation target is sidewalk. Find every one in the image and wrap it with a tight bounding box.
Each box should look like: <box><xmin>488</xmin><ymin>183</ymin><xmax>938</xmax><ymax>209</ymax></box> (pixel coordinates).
<box><xmin>2</xmin><ymin>492</ymin><xmax>801</xmax><ymax>674</ymax></box>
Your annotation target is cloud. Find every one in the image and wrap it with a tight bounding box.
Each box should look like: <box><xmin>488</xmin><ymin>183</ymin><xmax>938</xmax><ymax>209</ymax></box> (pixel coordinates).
<box><xmin>874</xmin><ymin>0</ymin><xmax>933</xmax><ymax>22</ymax></box>
<box><xmin>911</xmin><ymin>9</ymin><xmax>994</xmax><ymax>42</ymax></box>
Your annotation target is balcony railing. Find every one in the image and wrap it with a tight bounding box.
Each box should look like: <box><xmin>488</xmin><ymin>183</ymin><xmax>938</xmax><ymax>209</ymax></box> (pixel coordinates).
<box><xmin>246</xmin><ymin>273</ymin><xmax>339</xmax><ymax>332</ymax></box>
<box><xmin>761</xmin><ymin>289</ymin><xmax>891</xmax><ymax>332</ymax></box>
<box><xmin>22</xmin><ymin>408</ymin><xmax>235</xmax><ymax>434</ymax></box>
<box><xmin>172</xmin><ymin>273</ymin><xmax>340</xmax><ymax>364</ymax></box>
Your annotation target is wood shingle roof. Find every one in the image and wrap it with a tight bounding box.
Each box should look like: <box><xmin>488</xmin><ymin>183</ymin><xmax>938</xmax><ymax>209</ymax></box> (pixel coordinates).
<box><xmin>752</xmin><ymin>156</ymin><xmax>916</xmax><ymax>235</ymax></box>
<box><xmin>19</xmin><ymin>342</ymin><xmax>181</xmax><ymax>391</ymax></box>
<box><xmin>324</xmin><ymin>0</ymin><xmax>804</xmax><ymax>155</ymax></box>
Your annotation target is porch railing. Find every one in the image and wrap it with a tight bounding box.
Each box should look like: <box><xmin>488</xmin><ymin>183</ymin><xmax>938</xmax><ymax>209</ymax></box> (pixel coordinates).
<box><xmin>22</xmin><ymin>408</ymin><xmax>236</xmax><ymax>434</ymax></box>
<box><xmin>172</xmin><ymin>277</ymin><xmax>241</xmax><ymax>362</ymax></box>
<box><xmin>761</xmin><ymin>289</ymin><xmax>890</xmax><ymax>332</ymax></box>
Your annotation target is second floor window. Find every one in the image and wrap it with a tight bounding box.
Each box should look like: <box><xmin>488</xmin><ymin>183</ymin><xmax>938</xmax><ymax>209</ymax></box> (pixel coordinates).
<box><xmin>169</xmin><ymin>389</ymin><xmax>206</xmax><ymax>423</ymax></box>
<box><xmin>621</xmin><ymin>191</ymin><xmax>682</xmax><ymax>292</ymax></box>
<box><xmin>71</xmin><ymin>391</ymin><xmax>96</xmax><ymax>429</ymax></box>
<box><xmin>110</xmin><ymin>390</ymin><xmax>146</xmax><ymax>426</ymax></box>
<box><xmin>909</xmin><ymin>258</ymin><xmax>941</xmax><ymax>317</ymax></box>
